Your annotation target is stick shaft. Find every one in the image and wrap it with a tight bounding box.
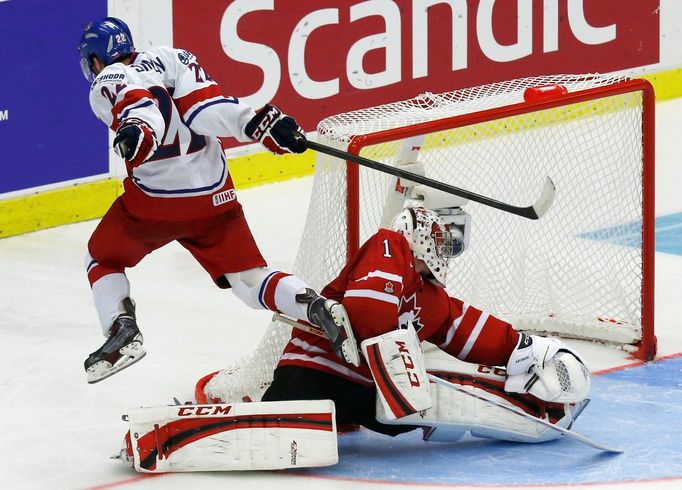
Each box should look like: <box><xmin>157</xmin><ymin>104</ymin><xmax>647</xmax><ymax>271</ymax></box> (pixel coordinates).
<box><xmin>305</xmin><ymin>139</ymin><xmax>555</xmax><ymax>220</ymax></box>
<box><xmin>428</xmin><ymin>374</ymin><xmax>622</xmax><ymax>453</ymax></box>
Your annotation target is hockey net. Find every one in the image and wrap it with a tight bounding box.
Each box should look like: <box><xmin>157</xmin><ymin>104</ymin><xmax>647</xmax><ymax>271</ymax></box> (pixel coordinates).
<box><xmin>204</xmin><ymin>74</ymin><xmax>655</xmax><ymax>404</ymax></box>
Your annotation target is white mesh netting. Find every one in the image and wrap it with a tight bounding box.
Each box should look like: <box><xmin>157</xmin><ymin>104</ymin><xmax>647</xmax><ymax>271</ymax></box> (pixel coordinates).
<box><xmin>205</xmin><ymin>74</ymin><xmax>651</xmax><ymax>403</ymax></box>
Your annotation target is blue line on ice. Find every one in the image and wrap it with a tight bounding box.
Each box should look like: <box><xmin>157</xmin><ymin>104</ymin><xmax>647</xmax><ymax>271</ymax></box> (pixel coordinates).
<box><xmin>579</xmin><ymin>212</ymin><xmax>682</xmax><ymax>256</ymax></box>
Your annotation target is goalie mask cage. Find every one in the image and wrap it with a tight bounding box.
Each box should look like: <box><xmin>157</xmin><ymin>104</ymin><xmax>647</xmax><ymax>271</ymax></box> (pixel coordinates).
<box><xmin>205</xmin><ymin>74</ymin><xmax>655</xmax><ymax>404</ymax></box>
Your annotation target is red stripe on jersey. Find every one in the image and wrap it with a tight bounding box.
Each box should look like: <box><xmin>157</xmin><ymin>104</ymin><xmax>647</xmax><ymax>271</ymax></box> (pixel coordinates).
<box><xmin>175</xmin><ymin>84</ymin><xmax>223</xmax><ymax>117</ymax></box>
<box><xmin>447</xmin><ymin>306</ymin><xmax>483</xmax><ymax>355</ymax></box>
<box><xmin>87</xmin><ymin>263</ymin><xmax>124</xmax><ymax>287</ymax></box>
<box><xmin>366</xmin><ymin>343</ymin><xmax>415</xmax><ymax>418</ymax></box>
<box><xmin>460</xmin><ymin>317</ymin><xmax>519</xmax><ymax>367</ymax></box>
<box><xmin>262</xmin><ymin>272</ymin><xmax>289</xmax><ymax>311</ymax></box>
<box><xmin>349</xmin><ymin>275</ymin><xmax>404</xmax><ymax>300</ymax></box>
<box><xmin>110</xmin><ymin>88</ymin><xmax>155</xmax><ymax>130</ymax></box>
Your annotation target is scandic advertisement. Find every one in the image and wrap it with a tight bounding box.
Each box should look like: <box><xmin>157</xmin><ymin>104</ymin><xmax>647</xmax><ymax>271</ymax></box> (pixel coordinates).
<box><xmin>173</xmin><ymin>0</ymin><xmax>659</xmax><ymax>146</ymax></box>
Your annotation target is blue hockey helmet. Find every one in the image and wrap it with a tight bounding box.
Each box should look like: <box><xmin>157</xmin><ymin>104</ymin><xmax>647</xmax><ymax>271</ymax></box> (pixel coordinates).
<box><xmin>79</xmin><ymin>17</ymin><xmax>135</xmax><ymax>81</ymax></box>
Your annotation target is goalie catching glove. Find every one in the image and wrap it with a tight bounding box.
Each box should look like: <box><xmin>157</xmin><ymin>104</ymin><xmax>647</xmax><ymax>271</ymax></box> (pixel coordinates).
<box><xmin>113</xmin><ymin>118</ymin><xmax>158</xmax><ymax>167</ymax></box>
<box><xmin>245</xmin><ymin>104</ymin><xmax>306</xmax><ymax>155</ymax></box>
<box><xmin>504</xmin><ymin>333</ymin><xmax>591</xmax><ymax>403</ymax></box>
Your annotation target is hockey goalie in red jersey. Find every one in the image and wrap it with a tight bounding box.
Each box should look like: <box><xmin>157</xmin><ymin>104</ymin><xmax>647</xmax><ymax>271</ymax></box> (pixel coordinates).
<box><xmin>199</xmin><ymin>205</ymin><xmax>592</xmax><ymax>444</ymax></box>
<box><xmin>119</xmin><ymin>205</ymin><xmax>593</xmax><ymax>473</ymax></box>
<box><xmin>78</xmin><ymin>18</ymin><xmax>358</xmax><ymax>384</ymax></box>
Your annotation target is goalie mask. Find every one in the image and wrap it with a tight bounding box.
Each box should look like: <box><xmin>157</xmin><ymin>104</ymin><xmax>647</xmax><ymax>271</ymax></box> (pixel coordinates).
<box><xmin>392</xmin><ymin>207</ymin><xmax>462</xmax><ymax>285</ymax></box>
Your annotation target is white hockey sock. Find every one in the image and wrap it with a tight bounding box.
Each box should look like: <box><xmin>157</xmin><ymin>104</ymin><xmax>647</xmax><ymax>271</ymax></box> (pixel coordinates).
<box><xmin>273</xmin><ymin>274</ymin><xmax>310</xmax><ymax>320</ymax></box>
<box><xmin>91</xmin><ymin>273</ymin><xmax>131</xmax><ymax>335</ymax></box>
<box><xmin>226</xmin><ymin>268</ymin><xmax>310</xmax><ymax>320</ymax></box>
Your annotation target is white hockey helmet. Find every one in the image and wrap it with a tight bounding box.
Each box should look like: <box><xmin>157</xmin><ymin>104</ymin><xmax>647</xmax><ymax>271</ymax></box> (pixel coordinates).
<box><xmin>391</xmin><ymin>207</ymin><xmax>461</xmax><ymax>285</ymax></box>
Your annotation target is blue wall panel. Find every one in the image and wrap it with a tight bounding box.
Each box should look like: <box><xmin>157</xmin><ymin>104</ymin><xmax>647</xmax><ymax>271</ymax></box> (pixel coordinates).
<box><xmin>0</xmin><ymin>0</ymin><xmax>108</xmax><ymax>194</ymax></box>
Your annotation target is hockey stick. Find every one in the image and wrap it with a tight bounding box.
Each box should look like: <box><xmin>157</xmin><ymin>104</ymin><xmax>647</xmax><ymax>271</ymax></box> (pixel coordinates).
<box><xmin>300</xmin><ymin>136</ymin><xmax>556</xmax><ymax>220</ymax></box>
<box><xmin>272</xmin><ymin>312</ymin><xmax>623</xmax><ymax>454</ymax></box>
<box><xmin>273</xmin><ymin>312</ymin><xmax>326</xmax><ymax>337</ymax></box>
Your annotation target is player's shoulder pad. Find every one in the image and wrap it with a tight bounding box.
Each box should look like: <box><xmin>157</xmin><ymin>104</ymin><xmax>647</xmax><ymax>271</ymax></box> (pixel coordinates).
<box><xmin>90</xmin><ymin>63</ymin><xmax>128</xmax><ymax>91</ymax></box>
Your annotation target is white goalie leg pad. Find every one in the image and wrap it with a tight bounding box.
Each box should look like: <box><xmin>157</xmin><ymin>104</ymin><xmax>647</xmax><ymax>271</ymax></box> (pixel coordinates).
<box><xmin>505</xmin><ymin>334</ymin><xmax>591</xmax><ymax>403</ymax></box>
<box><xmin>362</xmin><ymin>324</ymin><xmax>431</xmax><ymax>419</ymax></box>
<box><xmin>122</xmin><ymin>400</ymin><xmax>337</xmax><ymax>473</ymax></box>
<box><xmin>376</xmin><ymin>348</ymin><xmax>583</xmax><ymax>444</ymax></box>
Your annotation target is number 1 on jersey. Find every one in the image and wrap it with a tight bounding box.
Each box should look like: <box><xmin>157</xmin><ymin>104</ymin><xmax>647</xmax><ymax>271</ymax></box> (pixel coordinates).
<box><xmin>383</xmin><ymin>239</ymin><xmax>392</xmax><ymax>258</ymax></box>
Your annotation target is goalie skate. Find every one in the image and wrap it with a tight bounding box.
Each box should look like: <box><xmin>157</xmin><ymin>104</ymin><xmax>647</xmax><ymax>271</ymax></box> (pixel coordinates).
<box><xmin>85</xmin><ymin>298</ymin><xmax>146</xmax><ymax>384</ymax></box>
<box><xmin>296</xmin><ymin>288</ymin><xmax>360</xmax><ymax>366</ymax></box>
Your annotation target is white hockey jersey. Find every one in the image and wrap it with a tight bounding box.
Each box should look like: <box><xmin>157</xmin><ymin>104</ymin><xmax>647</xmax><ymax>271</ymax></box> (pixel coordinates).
<box><xmin>88</xmin><ymin>46</ymin><xmax>256</xmax><ymax>221</ymax></box>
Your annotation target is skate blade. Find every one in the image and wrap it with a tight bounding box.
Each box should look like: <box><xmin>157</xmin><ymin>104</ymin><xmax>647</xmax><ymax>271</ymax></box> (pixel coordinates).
<box><xmin>341</xmin><ymin>340</ymin><xmax>361</xmax><ymax>367</ymax></box>
<box><xmin>87</xmin><ymin>342</ymin><xmax>147</xmax><ymax>384</ymax></box>
<box><xmin>329</xmin><ymin>304</ymin><xmax>360</xmax><ymax>367</ymax></box>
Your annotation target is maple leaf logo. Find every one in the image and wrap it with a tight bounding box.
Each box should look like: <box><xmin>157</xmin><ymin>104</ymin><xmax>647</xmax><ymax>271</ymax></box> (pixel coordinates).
<box><xmin>398</xmin><ymin>293</ymin><xmax>423</xmax><ymax>331</ymax></box>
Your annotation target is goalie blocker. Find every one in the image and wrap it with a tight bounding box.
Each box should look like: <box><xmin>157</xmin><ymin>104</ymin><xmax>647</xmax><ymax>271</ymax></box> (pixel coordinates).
<box><xmin>117</xmin><ymin>400</ymin><xmax>337</xmax><ymax>473</ymax></box>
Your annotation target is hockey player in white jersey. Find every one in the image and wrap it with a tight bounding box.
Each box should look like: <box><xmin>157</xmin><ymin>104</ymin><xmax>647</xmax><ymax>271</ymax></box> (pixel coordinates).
<box><xmin>78</xmin><ymin>17</ymin><xmax>359</xmax><ymax>384</ymax></box>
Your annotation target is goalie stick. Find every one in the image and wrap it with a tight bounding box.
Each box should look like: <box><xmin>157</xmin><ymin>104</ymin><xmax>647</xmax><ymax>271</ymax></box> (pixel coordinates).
<box><xmin>272</xmin><ymin>312</ymin><xmax>623</xmax><ymax>454</ymax></box>
<box><xmin>299</xmin><ymin>136</ymin><xmax>556</xmax><ymax>220</ymax></box>
<box><xmin>427</xmin><ymin>374</ymin><xmax>622</xmax><ymax>453</ymax></box>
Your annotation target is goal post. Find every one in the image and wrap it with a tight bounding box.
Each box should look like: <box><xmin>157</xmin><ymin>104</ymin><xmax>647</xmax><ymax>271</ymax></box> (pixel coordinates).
<box><xmin>203</xmin><ymin>74</ymin><xmax>655</xmax><ymax>405</ymax></box>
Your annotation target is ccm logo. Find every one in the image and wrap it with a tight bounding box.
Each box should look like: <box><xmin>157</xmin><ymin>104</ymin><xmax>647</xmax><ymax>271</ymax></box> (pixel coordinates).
<box><xmin>477</xmin><ymin>365</ymin><xmax>507</xmax><ymax>377</ymax></box>
<box><xmin>177</xmin><ymin>405</ymin><xmax>232</xmax><ymax>416</ymax></box>
<box><xmin>395</xmin><ymin>340</ymin><xmax>420</xmax><ymax>387</ymax></box>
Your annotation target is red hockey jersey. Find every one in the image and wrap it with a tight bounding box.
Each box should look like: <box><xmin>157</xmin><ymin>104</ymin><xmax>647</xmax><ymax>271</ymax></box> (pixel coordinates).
<box><xmin>278</xmin><ymin>229</ymin><xmax>520</xmax><ymax>386</ymax></box>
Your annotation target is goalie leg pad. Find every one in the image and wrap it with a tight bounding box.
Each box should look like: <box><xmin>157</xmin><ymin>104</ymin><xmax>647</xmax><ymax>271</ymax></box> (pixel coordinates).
<box><xmin>376</xmin><ymin>352</ymin><xmax>585</xmax><ymax>444</ymax></box>
<box><xmin>361</xmin><ymin>324</ymin><xmax>431</xmax><ymax>420</ymax></box>
<box><xmin>123</xmin><ymin>400</ymin><xmax>337</xmax><ymax>472</ymax></box>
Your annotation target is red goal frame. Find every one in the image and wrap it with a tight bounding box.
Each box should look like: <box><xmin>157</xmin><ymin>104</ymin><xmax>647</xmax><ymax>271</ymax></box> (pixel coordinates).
<box><xmin>343</xmin><ymin>79</ymin><xmax>656</xmax><ymax>361</ymax></box>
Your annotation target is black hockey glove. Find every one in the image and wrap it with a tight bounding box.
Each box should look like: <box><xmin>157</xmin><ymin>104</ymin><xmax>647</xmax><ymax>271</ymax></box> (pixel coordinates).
<box><xmin>113</xmin><ymin>118</ymin><xmax>158</xmax><ymax>167</ymax></box>
<box><xmin>245</xmin><ymin>104</ymin><xmax>307</xmax><ymax>155</ymax></box>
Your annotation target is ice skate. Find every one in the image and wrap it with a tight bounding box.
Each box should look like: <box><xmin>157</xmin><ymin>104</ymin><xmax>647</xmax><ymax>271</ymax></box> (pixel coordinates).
<box><xmin>85</xmin><ymin>298</ymin><xmax>146</xmax><ymax>384</ymax></box>
<box><xmin>296</xmin><ymin>288</ymin><xmax>360</xmax><ymax>366</ymax></box>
